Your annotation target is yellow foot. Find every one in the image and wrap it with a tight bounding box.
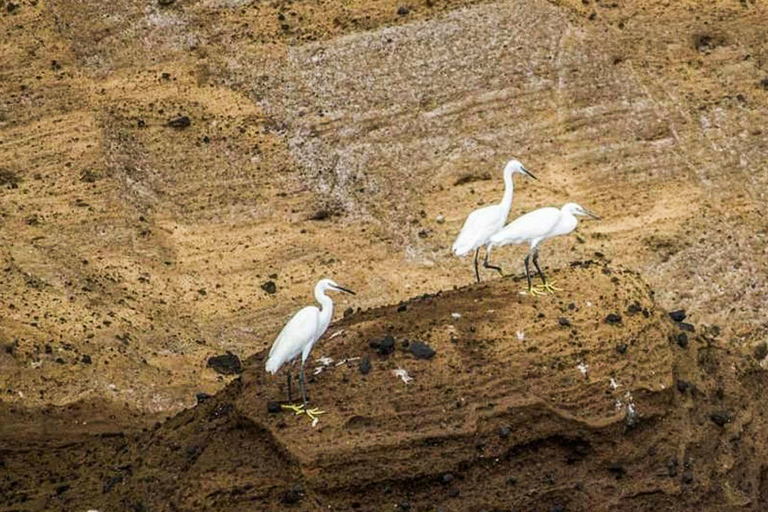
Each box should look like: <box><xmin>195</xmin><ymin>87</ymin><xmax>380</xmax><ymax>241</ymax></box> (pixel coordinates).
<box><xmin>280</xmin><ymin>403</ymin><xmax>326</xmax><ymax>422</ymax></box>
<box><xmin>524</xmin><ymin>285</ymin><xmax>547</xmax><ymax>296</ymax></box>
<box><xmin>534</xmin><ymin>281</ymin><xmax>563</xmax><ymax>294</ymax></box>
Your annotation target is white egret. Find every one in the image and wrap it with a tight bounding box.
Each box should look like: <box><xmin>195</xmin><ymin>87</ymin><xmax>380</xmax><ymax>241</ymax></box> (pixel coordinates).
<box><xmin>265</xmin><ymin>278</ymin><xmax>355</xmax><ymax>416</ymax></box>
<box><xmin>452</xmin><ymin>159</ymin><xmax>537</xmax><ymax>282</ymax></box>
<box><xmin>487</xmin><ymin>202</ymin><xmax>600</xmax><ymax>294</ymax></box>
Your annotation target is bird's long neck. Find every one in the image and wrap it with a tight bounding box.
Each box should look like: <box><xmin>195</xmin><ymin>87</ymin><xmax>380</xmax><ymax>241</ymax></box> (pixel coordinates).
<box><xmin>558</xmin><ymin>207</ymin><xmax>579</xmax><ymax>235</ymax></box>
<box><xmin>499</xmin><ymin>169</ymin><xmax>515</xmax><ymax>216</ymax></box>
<box><xmin>315</xmin><ymin>286</ymin><xmax>334</xmax><ymax>335</ymax></box>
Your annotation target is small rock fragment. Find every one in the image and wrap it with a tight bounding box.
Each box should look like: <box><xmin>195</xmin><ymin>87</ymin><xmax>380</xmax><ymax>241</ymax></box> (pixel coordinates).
<box><xmin>669</xmin><ymin>310</ymin><xmax>686</xmax><ymax>322</ymax></box>
<box><xmin>206</xmin><ymin>353</ymin><xmax>243</xmax><ymax>375</ymax></box>
<box><xmin>605</xmin><ymin>313</ymin><xmax>622</xmax><ymax>325</ymax></box>
<box><xmin>397</xmin><ymin>6</ymin><xmax>410</xmax><ymax>15</ymax></box>
<box><xmin>753</xmin><ymin>342</ymin><xmax>768</xmax><ymax>361</ymax></box>
<box><xmin>676</xmin><ymin>332</ymin><xmax>688</xmax><ymax>348</ymax></box>
<box><xmin>439</xmin><ymin>473</ymin><xmax>454</xmax><ymax>485</ymax></box>
<box><xmin>667</xmin><ymin>457</ymin><xmax>679</xmax><ymax>477</ymax></box>
<box><xmin>370</xmin><ymin>335</ymin><xmax>395</xmax><ymax>356</ymax></box>
<box><xmin>267</xmin><ymin>401</ymin><xmax>282</xmax><ymax>414</ymax></box>
<box><xmin>397</xmin><ymin>303</ymin><xmax>407</xmax><ymax>312</ymax></box>
<box><xmin>710</xmin><ymin>410</ymin><xmax>732</xmax><ymax>427</ymax></box>
<box><xmin>281</xmin><ymin>485</ymin><xmax>304</xmax><ymax>504</ymax></box>
<box><xmin>678</xmin><ymin>322</ymin><xmax>695</xmax><ymax>332</ymax></box>
<box><xmin>616</xmin><ymin>343</ymin><xmax>628</xmax><ymax>354</ymax></box>
<box><xmin>410</xmin><ymin>341</ymin><xmax>436</xmax><ymax>359</ymax></box>
<box><xmin>81</xmin><ymin>354</ymin><xmax>92</xmax><ymax>364</ymax></box>
<box><xmin>499</xmin><ymin>425</ymin><xmax>510</xmax><ymax>438</ymax></box>
<box><xmin>358</xmin><ymin>355</ymin><xmax>372</xmax><ymax>375</ymax></box>
<box><xmin>558</xmin><ymin>317</ymin><xmax>571</xmax><ymax>327</ymax></box>
<box><xmin>608</xmin><ymin>462</ymin><xmax>626</xmax><ymax>479</ymax></box>
<box><xmin>261</xmin><ymin>280</ymin><xmax>277</xmax><ymax>294</ymax></box>
<box><xmin>675</xmin><ymin>379</ymin><xmax>690</xmax><ymax>393</ymax></box>
<box><xmin>167</xmin><ymin>115</ymin><xmax>191</xmax><ymax>128</ymax></box>
<box><xmin>681</xmin><ymin>471</ymin><xmax>693</xmax><ymax>484</ymax></box>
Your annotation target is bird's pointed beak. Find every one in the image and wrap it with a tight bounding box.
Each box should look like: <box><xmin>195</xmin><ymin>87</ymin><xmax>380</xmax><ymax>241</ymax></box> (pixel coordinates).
<box><xmin>584</xmin><ymin>209</ymin><xmax>601</xmax><ymax>220</ymax></box>
<box><xmin>333</xmin><ymin>285</ymin><xmax>356</xmax><ymax>295</ymax></box>
<box><xmin>522</xmin><ymin>167</ymin><xmax>537</xmax><ymax>181</ymax></box>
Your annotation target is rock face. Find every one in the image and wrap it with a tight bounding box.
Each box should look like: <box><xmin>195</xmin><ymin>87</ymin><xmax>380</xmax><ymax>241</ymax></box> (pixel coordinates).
<box><xmin>5</xmin><ymin>264</ymin><xmax>768</xmax><ymax>511</ymax></box>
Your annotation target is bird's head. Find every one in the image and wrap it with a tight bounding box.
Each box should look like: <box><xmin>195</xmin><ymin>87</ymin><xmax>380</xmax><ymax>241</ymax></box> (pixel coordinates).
<box><xmin>318</xmin><ymin>278</ymin><xmax>356</xmax><ymax>295</ymax></box>
<box><xmin>562</xmin><ymin>202</ymin><xmax>601</xmax><ymax>219</ymax></box>
<box><xmin>504</xmin><ymin>159</ymin><xmax>537</xmax><ymax>180</ymax></box>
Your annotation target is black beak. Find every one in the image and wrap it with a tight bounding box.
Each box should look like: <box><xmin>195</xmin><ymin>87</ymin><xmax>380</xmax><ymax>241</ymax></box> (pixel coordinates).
<box><xmin>584</xmin><ymin>209</ymin><xmax>601</xmax><ymax>220</ymax></box>
<box><xmin>333</xmin><ymin>285</ymin><xmax>356</xmax><ymax>295</ymax></box>
<box><xmin>522</xmin><ymin>167</ymin><xmax>537</xmax><ymax>181</ymax></box>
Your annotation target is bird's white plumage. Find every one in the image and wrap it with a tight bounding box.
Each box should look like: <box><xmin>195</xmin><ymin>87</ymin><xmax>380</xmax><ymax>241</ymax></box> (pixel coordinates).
<box><xmin>451</xmin><ymin>159</ymin><xmax>535</xmax><ymax>257</ymax></box>
<box><xmin>489</xmin><ymin>203</ymin><xmax>592</xmax><ymax>250</ymax></box>
<box><xmin>266</xmin><ymin>306</ymin><xmax>320</xmax><ymax>374</ymax></box>
<box><xmin>452</xmin><ymin>204</ymin><xmax>507</xmax><ymax>256</ymax></box>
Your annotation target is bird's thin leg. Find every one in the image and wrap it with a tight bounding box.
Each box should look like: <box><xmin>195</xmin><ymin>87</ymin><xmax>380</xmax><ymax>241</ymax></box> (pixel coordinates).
<box><xmin>532</xmin><ymin>251</ymin><xmax>547</xmax><ymax>286</ymax></box>
<box><xmin>474</xmin><ymin>248</ymin><xmax>481</xmax><ymax>283</ymax></box>
<box><xmin>299</xmin><ymin>363</ymin><xmax>308</xmax><ymax>408</ymax></box>
<box><xmin>482</xmin><ymin>245</ymin><xmax>503</xmax><ymax>276</ymax></box>
<box><xmin>532</xmin><ymin>250</ymin><xmax>562</xmax><ymax>294</ymax></box>
<box><xmin>524</xmin><ymin>253</ymin><xmax>544</xmax><ymax>296</ymax></box>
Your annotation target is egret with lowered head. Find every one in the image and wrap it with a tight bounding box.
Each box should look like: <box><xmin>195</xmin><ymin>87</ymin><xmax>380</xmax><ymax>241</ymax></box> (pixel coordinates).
<box><xmin>265</xmin><ymin>278</ymin><xmax>355</xmax><ymax>419</ymax></box>
<box><xmin>452</xmin><ymin>159</ymin><xmax>537</xmax><ymax>282</ymax></box>
<box><xmin>487</xmin><ymin>202</ymin><xmax>600</xmax><ymax>294</ymax></box>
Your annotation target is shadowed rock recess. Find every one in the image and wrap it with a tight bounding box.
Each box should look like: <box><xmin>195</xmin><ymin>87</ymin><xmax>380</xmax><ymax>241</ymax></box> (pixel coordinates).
<box><xmin>3</xmin><ymin>263</ymin><xmax>768</xmax><ymax>510</ymax></box>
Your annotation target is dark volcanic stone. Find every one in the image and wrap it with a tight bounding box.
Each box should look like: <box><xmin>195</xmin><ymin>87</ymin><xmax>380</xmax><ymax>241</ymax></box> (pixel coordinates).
<box><xmin>167</xmin><ymin>115</ymin><xmax>191</xmax><ymax>128</ymax></box>
<box><xmin>616</xmin><ymin>343</ymin><xmax>628</xmax><ymax>354</ymax></box>
<box><xmin>103</xmin><ymin>474</ymin><xmax>123</xmax><ymax>493</ymax></box>
<box><xmin>498</xmin><ymin>425</ymin><xmax>510</xmax><ymax>438</ymax></box>
<box><xmin>55</xmin><ymin>484</ymin><xmax>70</xmax><ymax>495</ymax></box>
<box><xmin>358</xmin><ymin>355</ymin><xmax>372</xmax><ymax>375</ymax></box>
<box><xmin>370</xmin><ymin>335</ymin><xmax>395</xmax><ymax>356</ymax></box>
<box><xmin>507</xmin><ymin>476</ymin><xmax>517</xmax><ymax>485</ymax></box>
<box><xmin>158</xmin><ymin>0</ymin><xmax>176</xmax><ymax>5</ymax></box>
<box><xmin>267</xmin><ymin>401</ymin><xmax>282</xmax><ymax>414</ymax></box>
<box><xmin>281</xmin><ymin>485</ymin><xmax>304</xmax><ymax>504</ymax></box>
<box><xmin>206</xmin><ymin>353</ymin><xmax>243</xmax><ymax>375</ymax></box>
<box><xmin>260</xmin><ymin>280</ymin><xmax>277</xmax><ymax>294</ymax></box>
<box><xmin>81</xmin><ymin>354</ymin><xmax>92</xmax><ymax>364</ymax></box>
<box><xmin>676</xmin><ymin>332</ymin><xmax>688</xmax><ymax>348</ymax></box>
<box><xmin>605</xmin><ymin>313</ymin><xmax>622</xmax><ymax>325</ymax></box>
<box><xmin>608</xmin><ymin>462</ymin><xmax>626</xmax><ymax>479</ymax></box>
<box><xmin>681</xmin><ymin>471</ymin><xmax>693</xmax><ymax>484</ymax></box>
<box><xmin>627</xmin><ymin>302</ymin><xmax>642</xmax><ymax>315</ymax></box>
<box><xmin>669</xmin><ymin>309</ymin><xmax>686</xmax><ymax>322</ymax></box>
<box><xmin>761</xmin><ymin>77</ymin><xmax>768</xmax><ymax>90</ymax></box>
<box><xmin>676</xmin><ymin>379</ymin><xmax>690</xmax><ymax>393</ymax></box>
<box><xmin>398</xmin><ymin>502</ymin><xmax>411</xmax><ymax>510</ymax></box>
<box><xmin>754</xmin><ymin>342</ymin><xmax>768</xmax><ymax>361</ymax></box>
<box><xmin>558</xmin><ymin>317</ymin><xmax>571</xmax><ymax>327</ymax></box>
<box><xmin>343</xmin><ymin>306</ymin><xmax>354</xmax><ymax>318</ymax></box>
<box><xmin>397</xmin><ymin>6</ymin><xmax>410</xmax><ymax>15</ymax></box>
<box><xmin>439</xmin><ymin>473</ymin><xmax>454</xmax><ymax>485</ymax></box>
<box><xmin>410</xmin><ymin>341</ymin><xmax>436</xmax><ymax>359</ymax></box>
<box><xmin>397</xmin><ymin>303</ymin><xmax>407</xmax><ymax>312</ymax></box>
<box><xmin>196</xmin><ymin>392</ymin><xmax>212</xmax><ymax>404</ymax></box>
<box><xmin>667</xmin><ymin>457</ymin><xmax>679</xmax><ymax>477</ymax></box>
<box><xmin>678</xmin><ymin>322</ymin><xmax>695</xmax><ymax>332</ymax></box>
<box><xmin>710</xmin><ymin>410</ymin><xmax>732</xmax><ymax>427</ymax></box>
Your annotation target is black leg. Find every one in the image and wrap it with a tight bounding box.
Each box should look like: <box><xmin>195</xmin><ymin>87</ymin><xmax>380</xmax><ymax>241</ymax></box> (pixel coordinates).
<box><xmin>474</xmin><ymin>248</ymin><xmax>480</xmax><ymax>283</ymax></box>
<box><xmin>483</xmin><ymin>246</ymin><xmax>503</xmax><ymax>275</ymax></box>
<box><xmin>524</xmin><ymin>254</ymin><xmax>532</xmax><ymax>290</ymax></box>
<box><xmin>532</xmin><ymin>251</ymin><xmax>547</xmax><ymax>286</ymax></box>
<box><xmin>286</xmin><ymin>371</ymin><xmax>293</xmax><ymax>402</ymax></box>
<box><xmin>299</xmin><ymin>363</ymin><xmax>308</xmax><ymax>408</ymax></box>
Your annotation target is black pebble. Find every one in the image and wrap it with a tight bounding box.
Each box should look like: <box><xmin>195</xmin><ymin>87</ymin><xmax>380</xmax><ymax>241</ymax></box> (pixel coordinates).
<box><xmin>627</xmin><ymin>302</ymin><xmax>642</xmax><ymax>315</ymax></box>
<box><xmin>669</xmin><ymin>310</ymin><xmax>686</xmax><ymax>322</ymax></box>
<box><xmin>261</xmin><ymin>280</ymin><xmax>277</xmax><ymax>294</ymax></box>
<box><xmin>410</xmin><ymin>341</ymin><xmax>436</xmax><ymax>359</ymax></box>
<box><xmin>605</xmin><ymin>313</ymin><xmax>622</xmax><ymax>325</ymax></box>
<box><xmin>370</xmin><ymin>335</ymin><xmax>395</xmax><ymax>356</ymax></box>
<box><xmin>196</xmin><ymin>392</ymin><xmax>212</xmax><ymax>404</ymax></box>
<box><xmin>343</xmin><ymin>306</ymin><xmax>354</xmax><ymax>318</ymax></box>
<box><xmin>499</xmin><ymin>425</ymin><xmax>510</xmax><ymax>438</ymax></box>
<box><xmin>397</xmin><ymin>6</ymin><xmax>410</xmax><ymax>15</ymax></box>
<box><xmin>439</xmin><ymin>473</ymin><xmax>454</xmax><ymax>485</ymax></box>
<box><xmin>710</xmin><ymin>410</ymin><xmax>732</xmax><ymax>427</ymax></box>
<box><xmin>45</xmin><ymin>344</ymin><xmax>53</xmax><ymax>354</ymax></box>
<box><xmin>398</xmin><ymin>502</ymin><xmax>411</xmax><ymax>510</ymax></box>
<box><xmin>616</xmin><ymin>343</ymin><xmax>628</xmax><ymax>354</ymax></box>
<box><xmin>358</xmin><ymin>355</ymin><xmax>372</xmax><ymax>375</ymax></box>
<box><xmin>558</xmin><ymin>317</ymin><xmax>571</xmax><ymax>327</ymax></box>
<box><xmin>167</xmin><ymin>115</ymin><xmax>191</xmax><ymax>128</ymax></box>
<box><xmin>608</xmin><ymin>462</ymin><xmax>626</xmax><ymax>479</ymax></box>
<box><xmin>280</xmin><ymin>485</ymin><xmax>304</xmax><ymax>504</ymax></box>
<box><xmin>507</xmin><ymin>476</ymin><xmax>517</xmax><ymax>485</ymax></box>
<box><xmin>202</xmin><ymin>135</ymin><xmax>210</xmax><ymax>143</ymax></box>
<box><xmin>676</xmin><ymin>332</ymin><xmax>688</xmax><ymax>348</ymax></box>
<box><xmin>753</xmin><ymin>342</ymin><xmax>768</xmax><ymax>361</ymax></box>
<box><xmin>206</xmin><ymin>353</ymin><xmax>243</xmax><ymax>375</ymax></box>
<box><xmin>267</xmin><ymin>401</ymin><xmax>282</xmax><ymax>414</ymax></box>
<box><xmin>675</xmin><ymin>379</ymin><xmax>690</xmax><ymax>393</ymax></box>
<box><xmin>55</xmin><ymin>484</ymin><xmax>70</xmax><ymax>495</ymax></box>
<box><xmin>397</xmin><ymin>303</ymin><xmax>407</xmax><ymax>312</ymax></box>
<box><xmin>678</xmin><ymin>322</ymin><xmax>695</xmax><ymax>332</ymax></box>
